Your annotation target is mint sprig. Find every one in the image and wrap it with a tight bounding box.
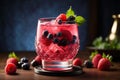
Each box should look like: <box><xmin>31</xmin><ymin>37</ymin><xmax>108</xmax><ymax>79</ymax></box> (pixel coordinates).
<box><xmin>66</xmin><ymin>6</ymin><xmax>85</xmax><ymax>26</ymax></box>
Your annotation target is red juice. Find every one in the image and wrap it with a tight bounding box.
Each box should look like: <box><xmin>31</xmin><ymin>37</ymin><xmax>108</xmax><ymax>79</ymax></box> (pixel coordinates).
<box><xmin>35</xmin><ymin>18</ymin><xmax>80</xmax><ymax>71</ymax></box>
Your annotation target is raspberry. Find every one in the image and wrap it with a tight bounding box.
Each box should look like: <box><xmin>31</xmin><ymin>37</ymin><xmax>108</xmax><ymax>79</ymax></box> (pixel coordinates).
<box><xmin>6</xmin><ymin>58</ymin><xmax>18</xmax><ymax>66</ymax></box>
<box><xmin>72</xmin><ymin>58</ymin><xmax>82</xmax><ymax>66</ymax></box>
<box><xmin>60</xmin><ymin>30</ymin><xmax>73</xmax><ymax>41</ymax></box>
<box><xmin>5</xmin><ymin>63</ymin><xmax>17</xmax><ymax>75</ymax></box>
<box><xmin>56</xmin><ymin>13</ymin><xmax>67</xmax><ymax>21</ymax></box>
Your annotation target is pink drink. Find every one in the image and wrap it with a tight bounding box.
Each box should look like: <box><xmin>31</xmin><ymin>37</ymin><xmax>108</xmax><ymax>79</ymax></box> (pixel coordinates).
<box><xmin>35</xmin><ymin>18</ymin><xmax>80</xmax><ymax>71</ymax></box>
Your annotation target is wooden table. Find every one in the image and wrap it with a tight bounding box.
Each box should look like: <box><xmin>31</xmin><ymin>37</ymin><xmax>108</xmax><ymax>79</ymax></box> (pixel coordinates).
<box><xmin>0</xmin><ymin>51</ymin><xmax>120</xmax><ymax>80</ymax></box>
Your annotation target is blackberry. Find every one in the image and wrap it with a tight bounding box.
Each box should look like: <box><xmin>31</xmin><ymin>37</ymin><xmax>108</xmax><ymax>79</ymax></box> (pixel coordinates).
<box><xmin>42</xmin><ymin>30</ymin><xmax>49</xmax><ymax>37</ymax></box>
<box><xmin>67</xmin><ymin>16</ymin><xmax>75</xmax><ymax>21</ymax></box>
<box><xmin>47</xmin><ymin>33</ymin><xmax>53</xmax><ymax>39</ymax></box>
<box><xmin>17</xmin><ymin>61</ymin><xmax>23</xmax><ymax>68</ymax></box>
<box><xmin>20</xmin><ymin>57</ymin><xmax>29</xmax><ymax>63</ymax></box>
<box><xmin>22</xmin><ymin>63</ymin><xmax>30</xmax><ymax>70</ymax></box>
<box><xmin>53</xmin><ymin>38</ymin><xmax>59</xmax><ymax>44</ymax></box>
<box><xmin>71</xmin><ymin>35</ymin><xmax>77</xmax><ymax>44</ymax></box>
<box><xmin>67</xmin><ymin>16</ymin><xmax>75</xmax><ymax>24</ymax></box>
<box><xmin>58</xmin><ymin>39</ymin><xmax>68</xmax><ymax>46</ymax></box>
<box><xmin>58</xmin><ymin>19</ymin><xmax>62</xmax><ymax>24</ymax></box>
<box><xmin>56</xmin><ymin>32</ymin><xmax>62</xmax><ymax>37</ymax></box>
<box><xmin>83</xmin><ymin>60</ymin><xmax>93</xmax><ymax>68</ymax></box>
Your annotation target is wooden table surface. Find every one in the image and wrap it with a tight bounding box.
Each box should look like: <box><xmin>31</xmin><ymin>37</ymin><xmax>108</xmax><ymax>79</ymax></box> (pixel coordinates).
<box><xmin>0</xmin><ymin>51</ymin><xmax>120</xmax><ymax>80</ymax></box>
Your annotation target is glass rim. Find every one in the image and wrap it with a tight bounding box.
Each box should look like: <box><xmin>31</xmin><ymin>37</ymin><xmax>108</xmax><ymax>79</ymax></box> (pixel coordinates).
<box><xmin>38</xmin><ymin>17</ymin><xmax>56</xmax><ymax>21</ymax></box>
<box><xmin>38</xmin><ymin>17</ymin><xmax>76</xmax><ymax>23</ymax></box>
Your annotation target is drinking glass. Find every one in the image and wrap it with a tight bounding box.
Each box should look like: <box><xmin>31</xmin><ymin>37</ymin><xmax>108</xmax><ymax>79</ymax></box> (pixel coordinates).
<box><xmin>35</xmin><ymin>17</ymin><xmax>80</xmax><ymax>71</ymax></box>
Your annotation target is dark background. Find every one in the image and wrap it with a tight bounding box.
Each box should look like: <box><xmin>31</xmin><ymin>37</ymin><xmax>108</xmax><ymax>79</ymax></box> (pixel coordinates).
<box><xmin>0</xmin><ymin>0</ymin><xmax>120</xmax><ymax>52</ymax></box>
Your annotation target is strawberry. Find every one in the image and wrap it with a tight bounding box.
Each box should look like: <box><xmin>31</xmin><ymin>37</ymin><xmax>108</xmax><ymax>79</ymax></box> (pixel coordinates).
<box><xmin>72</xmin><ymin>58</ymin><xmax>82</xmax><ymax>66</ymax></box>
<box><xmin>56</xmin><ymin>13</ymin><xmax>67</xmax><ymax>21</ymax></box>
<box><xmin>97</xmin><ymin>58</ymin><xmax>111</xmax><ymax>71</ymax></box>
<box><xmin>6</xmin><ymin>58</ymin><xmax>18</xmax><ymax>66</ymax></box>
<box><xmin>5</xmin><ymin>63</ymin><xmax>17</xmax><ymax>75</ymax></box>
<box><xmin>92</xmin><ymin>54</ymin><xmax>102</xmax><ymax>68</ymax></box>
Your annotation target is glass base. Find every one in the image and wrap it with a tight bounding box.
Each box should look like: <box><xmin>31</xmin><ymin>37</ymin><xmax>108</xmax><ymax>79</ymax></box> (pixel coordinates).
<box><xmin>42</xmin><ymin>60</ymin><xmax>72</xmax><ymax>71</ymax></box>
<box><xmin>34</xmin><ymin>66</ymin><xmax>83</xmax><ymax>76</ymax></box>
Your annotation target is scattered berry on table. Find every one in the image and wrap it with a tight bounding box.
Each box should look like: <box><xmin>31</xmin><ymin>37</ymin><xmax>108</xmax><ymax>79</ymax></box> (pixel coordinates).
<box><xmin>17</xmin><ymin>61</ymin><xmax>23</xmax><ymax>68</ymax></box>
<box><xmin>72</xmin><ymin>58</ymin><xmax>82</xmax><ymax>66</ymax></box>
<box><xmin>6</xmin><ymin>58</ymin><xmax>18</xmax><ymax>66</ymax></box>
<box><xmin>92</xmin><ymin>54</ymin><xmax>102</xmax><ymax>68</ymax></box>
<box><xmin>21</xmin><ymin>63</ymin><xmax>30</xmax><ymax>70</ymax></box>
<box><xmin>83</xmin><ymin>60</ymin><xmax>93</xmax><ymax>68</ymax></box>
<box><xmin>5</xmin><ymin>63</ymin><xmax>17</xmax><ymax>75</ymax></box>
<box><xmin>20</xmin><ymin>57</ymin><xmax>29</xmax><ymax>63</ymax></box>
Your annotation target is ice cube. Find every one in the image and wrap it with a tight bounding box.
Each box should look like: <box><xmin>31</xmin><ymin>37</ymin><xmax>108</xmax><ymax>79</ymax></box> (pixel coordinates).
<box><xmin>49</xmin><ymin>43</ymin><xmax>65</xmax><ymax>54</ymax></box>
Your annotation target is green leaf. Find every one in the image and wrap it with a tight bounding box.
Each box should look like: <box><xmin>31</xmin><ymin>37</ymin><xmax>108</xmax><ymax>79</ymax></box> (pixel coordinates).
<box><xmin>102</xmin><ymin>53</ymin><xmax>106</xmax><ymax>58</ymax></box>
<box><xmin>89</xmin><ymin>51</ymin><xmax>98</xmax><ymax>60</ymax></box>
<box><xmin>8</xmin><ymin>52</ymin><xmax>19</xmax><ymax>61</ymax></box>
<box><xmin>66</xmin><ymin>6</ymin><xmax>75</xmax><ymax>18</ymax></box>
<box><xmin>109</xmin><ymin>56</ymin><xmax>113</xmax><ymax>62</ymax></box>
<box><xmin>75</xmin><ymin>16</ymin><xmax>86</xmax><ymax>26</ymax></box>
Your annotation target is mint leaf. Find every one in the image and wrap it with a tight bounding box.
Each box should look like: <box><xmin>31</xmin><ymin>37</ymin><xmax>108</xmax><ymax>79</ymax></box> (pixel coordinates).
<box><xmin>66</xmin><ymin>6</ymin><xmax>75</xmax><ymax>18</ymax></box>
<box><xmin>75</xmin><ymin>16</ymin><xmax>85</xmax><ymax>26</ymax></box>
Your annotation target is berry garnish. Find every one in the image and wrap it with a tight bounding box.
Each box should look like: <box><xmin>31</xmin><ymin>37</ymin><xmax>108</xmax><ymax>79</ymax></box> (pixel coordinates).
<box><xmin>5</xmin><ymin>63</ymin><xmax>17</xmax><ymax>75</ymax></box>
<box><xmin>56</xmin><ymin>13</ymin><xmax>67</xmax><ymax>21</ymax></box>
<box><xmin>21</xmin><ymin>63</ymin><xmax>30</xmax><ymax>70</ymax></box>
<box><xmin>53</xmin><ymin>38</ymin><xmax>60</xmax><ymax>44</ymax></box>
<box><xmin>67</xmin><ymin>16</ymin><xmax>75</xmax><ymax>21</ymax></box>
<box><xmin>83</xmin><ymin>60</ymin><xmax>93</xmax><ymax>68</ymax></box>
<box><xmin>66</xmin><ymin>6</ymin><xmax>85</xmax><ymax>26</ymax></box>
<box><xmin>47</xmin><ymin>33</ymin><xmax>53</xmax><ymax>40</ymax></box>
<box><xmin>72</xmin><ymin>58</ymin><xmax>82</xmax><ymax>66</ymax></box>
<box><xmin>57</xmin><ymin>19</ymin><xmax>62</xmax><ymax>24</ymax></box>
<box><xmin>42</xmin><ymin>30</ymin><xmax>49</xmax><ymax>37</ymax></box>
<box><xmin>20</xmin><ymin>57</ymin><xmax>29</xmax><ymax>63</ymax></box>
<box><xmin>66</xmin><ymin>16</ymin><xmax>76</xmax><ymax>24</ymax></box>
